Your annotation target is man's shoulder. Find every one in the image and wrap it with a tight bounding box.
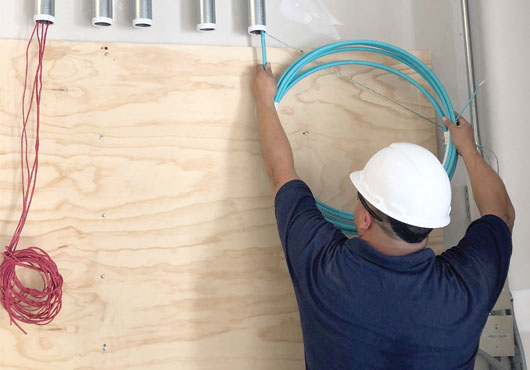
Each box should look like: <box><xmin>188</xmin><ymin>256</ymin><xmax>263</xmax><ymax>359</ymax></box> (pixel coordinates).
<box><xmin>274</xmin><ymin>179</ymin><xmax>315</xmax><ymax>209</ymax></box>
<box><xmin>275</xmin><ymin>179</ymin><xmax>311</xmax><ymax>197</ymax></box>
<box><xmin>467</xmin><ymin>214</ymin><xmax>511</xmax><ymax>234</ymax></box>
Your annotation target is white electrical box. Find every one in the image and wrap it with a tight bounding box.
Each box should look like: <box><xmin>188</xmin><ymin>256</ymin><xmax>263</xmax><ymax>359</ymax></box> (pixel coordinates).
<box><xmin>479</xmin><ymin>315</ymin><xmax>514</xmax><ymax>357</ymax></box>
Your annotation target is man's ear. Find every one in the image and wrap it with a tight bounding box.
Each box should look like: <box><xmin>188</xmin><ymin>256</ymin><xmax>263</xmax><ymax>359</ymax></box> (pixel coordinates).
<box><xmin>357</xmin><ymin>207</ymin><xmax>373</xmax><ymax>234</ymax></box>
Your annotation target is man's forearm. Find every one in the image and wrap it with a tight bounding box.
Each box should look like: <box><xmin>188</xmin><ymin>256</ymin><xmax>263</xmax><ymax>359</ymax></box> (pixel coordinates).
<box><xmin>461</xmin><ymin>146</ymin><xmax>515</xmax><ymax>231</ymax></box>
<box><xmin>256</xmin><ymin>101</ymin><xmax>298</xmax><ymax>193</ymax></box>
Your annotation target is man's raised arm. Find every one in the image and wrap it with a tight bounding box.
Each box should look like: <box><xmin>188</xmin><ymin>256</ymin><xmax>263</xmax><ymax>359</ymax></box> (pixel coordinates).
<box><xmin>442</xmin><ymin>116</ymin><xmax>515</xmax><ymax>232</ymax></box>
<box><xmin>252</xmin><ymin>64</ymin><xmax>298</xmax><ymax>195</ymax></box>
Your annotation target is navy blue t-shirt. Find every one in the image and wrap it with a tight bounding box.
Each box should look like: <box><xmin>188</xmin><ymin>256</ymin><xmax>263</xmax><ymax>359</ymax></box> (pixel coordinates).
<box><xmin>275</xmin><ymin>180</ymin><xmax>512</xmax><ymax>370</ymax></box>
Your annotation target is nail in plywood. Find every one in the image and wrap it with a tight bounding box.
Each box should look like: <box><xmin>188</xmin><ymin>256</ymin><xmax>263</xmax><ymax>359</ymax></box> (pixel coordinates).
<box><xmin>0</xmin><ymin>40</ymin><xmax>440</xmax><ymax>369</ymax></box>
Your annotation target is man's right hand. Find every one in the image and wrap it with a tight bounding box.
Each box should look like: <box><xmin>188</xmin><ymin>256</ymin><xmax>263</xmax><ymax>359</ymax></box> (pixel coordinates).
<box><xmin>252</xmin><ymin>63</ymin><xmax>277</xmax><ymax>109</ymax></box>
<box><xmin>252</xmin><ymin>63</ymin><xmax>298</xmax><ymax>195</ymax></box>
<box><xmin>441</xmin><ymin>116</ymin><xmax>476</xmax><ymax>156</ymax></box>
<box><xmin>442</xmin><ymin>114</ymin><xmax>515</xmax><ymax>232</ymax></box>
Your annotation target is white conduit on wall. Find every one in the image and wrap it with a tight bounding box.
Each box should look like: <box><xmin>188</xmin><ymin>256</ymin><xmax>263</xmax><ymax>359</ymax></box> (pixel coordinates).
<box><xmin>197</xmin><ymin>0</ymin><xmax>216</xmax><ymax>32</ymax></box>
<box><xmin>248</xmin><ymin>0</ymin><xmax>266</xmax><ymax>35</ymax></box>
<box><xmin>133</xmin><ymin>0</ymin><xmax>152</xmax><ymax>28</ymax></box>
<box><xmin>34</xmin><ymin>0</ymin><xmax>55</xmax><ymax>24</ymax></box>
<box><xmin>461</xmin><ymin>0</ymin><xmax>482</xmax><ymax>149</ymax></box>
<box><xmin>93</xmin><ymin>0</ymin><xmax>113</xmax><ymax>27</ymax></box>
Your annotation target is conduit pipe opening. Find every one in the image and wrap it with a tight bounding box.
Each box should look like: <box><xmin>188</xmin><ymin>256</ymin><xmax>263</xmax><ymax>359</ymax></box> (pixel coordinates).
<box><xmin>34</xmin><ymin>0</ymin><xmax>55</xmax><ymax>25</ymax></box>
<box><xmin>93</xmin><ymin>0</ymin><xmax>113</xmax><ymax>27</ymax></box>
<box><xmin>248</xmin><ymin>0</ymin><xmax>266</xmax><ymax>35</ymax></box>
<box><xmin>197</xmin><ymin>0</ymin><xmax>216</xmax><ymax>32</ymax></box>
<box><xmin>133</xmin><ymin>0</ymin><xmax>152</xmax><ymax>28</ymax></box>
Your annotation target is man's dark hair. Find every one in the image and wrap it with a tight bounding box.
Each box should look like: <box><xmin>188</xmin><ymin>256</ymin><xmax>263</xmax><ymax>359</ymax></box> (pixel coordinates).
<box><xmin>357</xmin><ymin>192</ymin><xmax>432</xmax><ymax>243</ymax></box>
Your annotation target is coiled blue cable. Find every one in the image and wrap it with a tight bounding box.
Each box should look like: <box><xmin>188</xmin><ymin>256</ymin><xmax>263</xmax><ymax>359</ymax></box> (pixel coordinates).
<box><xmin>273</xmin><ymin>40</ymin><xmax>459</xmax><ymax>235</ymax></box>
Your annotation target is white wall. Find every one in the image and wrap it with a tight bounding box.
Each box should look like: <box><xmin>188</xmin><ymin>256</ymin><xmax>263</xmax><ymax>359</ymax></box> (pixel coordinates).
<box><xmin>468</xmin><ymin>0</ymin><xmax>530</xmax><ymax>362</ymax></box>
<box><xmin>1</xmin><ymin>0</ymin><xmax>525</xmax><ymax>366</ymax></box>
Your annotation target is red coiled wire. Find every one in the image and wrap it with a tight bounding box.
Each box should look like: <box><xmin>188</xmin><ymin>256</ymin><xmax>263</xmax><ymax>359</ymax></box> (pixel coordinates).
<box><xmin>0</xmin><ymin>21</ymin><xmax>63</xmax><ymax>334</ymax></box>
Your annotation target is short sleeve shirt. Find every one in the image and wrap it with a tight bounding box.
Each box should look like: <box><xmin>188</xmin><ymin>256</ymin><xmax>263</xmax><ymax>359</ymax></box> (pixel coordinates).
<box><xmin>275</xmin><ymin>180</ymin><xmax>512</xmax><ymax>370</ymax></box>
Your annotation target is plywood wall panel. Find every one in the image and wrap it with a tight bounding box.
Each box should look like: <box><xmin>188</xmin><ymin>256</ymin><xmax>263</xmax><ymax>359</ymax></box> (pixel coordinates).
<box><xmin>0</xmin><ymin>40</ymin><xmax>440</xmax><ymax>369</ymax></box>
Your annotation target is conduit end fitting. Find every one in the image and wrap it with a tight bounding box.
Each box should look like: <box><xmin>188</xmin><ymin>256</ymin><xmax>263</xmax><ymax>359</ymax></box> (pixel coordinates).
<box><xmin>92</xmin><ymin>16</ymin><xmax>113</xmax><ymax>27</ymax></box>
<box><xmin>133</xmin><ymin>18</ymin><xmax>152</xmax><ymax>28</ymax></box>
<box><xmin>35</xmin><ymin>0</ymin><xmax>55</xmax><ymax>24</ymax></box>
<box><xmin>248</xmin><ymin>24</ymin><xmax>266</xmax><ymax>35</ymax></box>
<box><xmin>197</xmin><ymin>22</ymin><xmax>216</xmax><ymax>32</ymax></box>
<box><xmin>34</xmin><ymin>14</ymin><xmax>55</xmax><ymax>25</ymax></box>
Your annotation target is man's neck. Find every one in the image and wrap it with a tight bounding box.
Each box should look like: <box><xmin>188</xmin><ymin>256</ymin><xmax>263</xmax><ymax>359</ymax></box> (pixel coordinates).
<box><xmin>359</xmin><ymin>228</ymin><xmax>427</xmax><ymax>257</ymax></box>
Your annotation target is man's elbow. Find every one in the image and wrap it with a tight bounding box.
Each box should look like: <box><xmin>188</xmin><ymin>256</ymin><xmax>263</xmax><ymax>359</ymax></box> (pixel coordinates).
<box><xmin>480</xmin><ymin>201</ymin><xmax>515</xmax><ymax>233</ymax></box>
<box><xmin>505</xmin><ymin>202</ymin><xmax>515</xmax><ymax>232</ymax></box>
<box><xmin>267</xmin><ymin>167</ymin><xmax>298</xmax><ymax>195</ymax></box>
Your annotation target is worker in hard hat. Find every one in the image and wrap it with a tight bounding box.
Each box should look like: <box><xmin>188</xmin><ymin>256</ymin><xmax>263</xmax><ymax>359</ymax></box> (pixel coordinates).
<box><xmin>252</xmin><ymin>63</ymin><xmax>514</xmax><ymax>370</ymax></box>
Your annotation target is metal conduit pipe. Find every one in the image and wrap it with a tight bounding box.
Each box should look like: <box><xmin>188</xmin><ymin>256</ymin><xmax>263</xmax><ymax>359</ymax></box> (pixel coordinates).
<box><xmin>248</xmin><ymin>0</ymin><xmax>266</xmax><ymax>35</ymax></box>
<box><xmin>34</xmin><ymin>0</ymin><xmax>55</xmax><ymax>24</ymax></box>
<box><xmin>197</xmin><ymin>0</ymin><xmax>216</xmax><ymax>32</ymax></box>
<box><xmin>462</xmin><ymin>5</ymin><xmax>527</xmax><ymax>367</ymax></box>
<box><xmin>133</xmin><ymin>0</ymin><xmax>152</xmax><ymax>28</ymax></box>
<box><xmin>93</xmin><ymin>0</ymin><xmax>113</xmax><ymax>27</ymax></box>
<box><xmin>461</xmin><ymin>0</ymin><xmax>482</xmax><ymax>149</ymax></box>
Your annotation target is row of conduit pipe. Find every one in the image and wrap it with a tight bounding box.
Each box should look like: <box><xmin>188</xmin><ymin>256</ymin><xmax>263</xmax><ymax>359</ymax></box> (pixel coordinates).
<box><xmin>198</xmin><ymin>0</ymin><xmax>266</xmax><ymax>34</ymax></box>
<box><xmin>34</xmin><ymin>0</ymin><xmax>153</xmax><ymax>28</ymax></box>
<box><xmin>34</xmin><ymin>0</ymin><xmax>266</xmax><ymax>33</ymax></box>
<box><xmin>198</xmin><ymin>0</ymin><xmax>266</xmax><ymax>35</ymax></box>
<box><xmin>93</xmin><ymin>0</ymin><xmax>152</xmax><ymax>28</ymax></box>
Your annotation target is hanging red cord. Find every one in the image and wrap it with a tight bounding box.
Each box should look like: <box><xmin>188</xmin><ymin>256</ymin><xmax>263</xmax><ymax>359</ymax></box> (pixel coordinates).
<box><xmin>0</xmin><ymin>21</ymin><xmax>63</xmax><ymax>335</ymax></box>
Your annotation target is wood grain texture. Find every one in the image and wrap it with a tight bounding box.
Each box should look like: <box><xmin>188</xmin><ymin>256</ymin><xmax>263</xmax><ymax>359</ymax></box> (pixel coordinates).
<box><xmin>0</xmin><ymin>40</ymin><xmax>441</xmax><ymax>369</ymax></box>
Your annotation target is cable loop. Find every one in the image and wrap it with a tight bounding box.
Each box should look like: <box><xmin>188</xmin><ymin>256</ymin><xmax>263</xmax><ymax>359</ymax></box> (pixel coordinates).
<box><xmin>274</xmin><ymin>40</ymin><xmax>458</xmax><ymax>234</ymax></box>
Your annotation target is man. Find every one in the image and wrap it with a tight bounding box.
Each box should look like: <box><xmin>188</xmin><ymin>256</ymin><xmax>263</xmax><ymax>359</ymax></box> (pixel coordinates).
<box><xmin>252</xmin><ymin>63</ymin><xmax>515</xmax><ymax>370</ymax></box>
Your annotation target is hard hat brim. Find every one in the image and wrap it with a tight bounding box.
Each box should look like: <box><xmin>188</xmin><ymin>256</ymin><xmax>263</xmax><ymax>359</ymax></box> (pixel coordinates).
<box><xmin>349</xmin><ymin>170</ymin><xmax>450</xmax><ymax>229</ymax></box>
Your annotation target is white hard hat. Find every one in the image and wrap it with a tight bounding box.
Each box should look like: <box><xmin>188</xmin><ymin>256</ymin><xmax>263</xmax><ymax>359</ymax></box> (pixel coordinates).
<box><xmin>350</xmin><ymin>143</ymin><xmax>451</xmax><ymax>228</ymax></box>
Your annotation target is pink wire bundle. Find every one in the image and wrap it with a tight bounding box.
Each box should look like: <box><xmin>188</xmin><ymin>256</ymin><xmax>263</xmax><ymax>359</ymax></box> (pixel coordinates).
<box><xmin>0</xmin><ymin>21</ymin><xmax>63</xmax><ymax>335</ymax></box>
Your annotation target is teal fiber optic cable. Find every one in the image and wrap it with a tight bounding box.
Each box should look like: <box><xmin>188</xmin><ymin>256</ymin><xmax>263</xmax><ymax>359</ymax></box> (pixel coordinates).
<box><xmin>456</xmin><ymin>81</ymin><xmax>484</xmax><ymax>121</ymax></box>
<box><xmin>274</xmin><ymin>40</ymin><xmax>459</xmax><ymax>235</ymax></box>
<box><xmin>261</xmin><ymin>31</ymin><xmax>267</xmax><ymax>68</ymax></box>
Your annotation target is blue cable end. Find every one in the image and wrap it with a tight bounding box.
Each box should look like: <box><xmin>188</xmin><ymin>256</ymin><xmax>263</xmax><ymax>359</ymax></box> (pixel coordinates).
<box><xmin>261</xmin><ymin>31</ymin><xmax>267</xmax><ymax>69</ymax></box>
